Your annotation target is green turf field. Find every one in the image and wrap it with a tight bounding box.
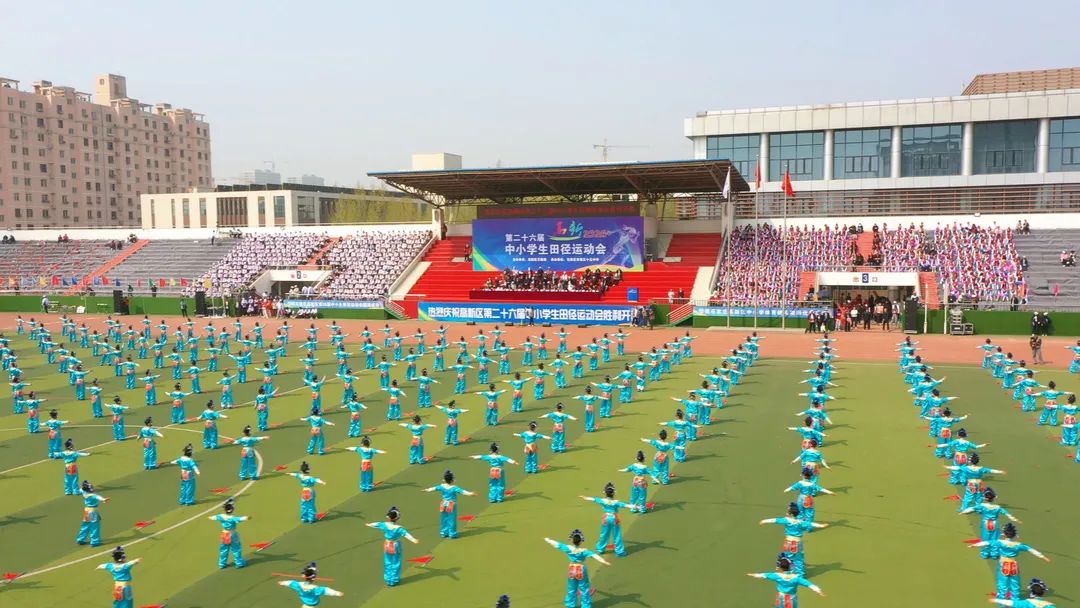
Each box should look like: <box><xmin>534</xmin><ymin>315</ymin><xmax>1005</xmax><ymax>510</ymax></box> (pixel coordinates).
<box><xmin>1</xmin><ymin>331</ymin><xmax>1078</xmax><ymax>607</ymax></box>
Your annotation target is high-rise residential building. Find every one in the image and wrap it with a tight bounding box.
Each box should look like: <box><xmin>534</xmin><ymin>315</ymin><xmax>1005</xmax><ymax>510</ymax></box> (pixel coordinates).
<box><xmin>0</xmin><ymin>73</ymin><xmax>211</xmax><ymax>228</ymax></box>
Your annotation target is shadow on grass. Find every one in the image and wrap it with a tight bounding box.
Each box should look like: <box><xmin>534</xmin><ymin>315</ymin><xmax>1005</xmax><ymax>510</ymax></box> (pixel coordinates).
<box><xmin>457</xmin><ymin>524</ymin><xmax>508</xmax><ymax>538</ymax></box>
<box><xmin>625</xmin><ymin>539</ymin><xmax>678</xmax><ymax>554</ymax></box>
<box><xmin>593</xmin><ymin>589</ymin><xmax>648</xmax><ymax>607</ymax></box>
<box><xmin>506</xmin><ymin>490</ymin><xmax>554</xmax><ymax>502</ymax></box>
<box><xmin>804</xmin><ymin>561</ymin><xmax>865</xmax><ymax>577</ymax></box>
<box><xmin>404</xmin><ymin>564</ymin><xmax>462</xmax><ymax>584</ymax></box>
<box><xmin>827</xmin><ymin>518</ymin><xmax>860</xmax><ymax>530</ymax></box>
<box><xmin>648</xmin><ymin>500</ymin><xmax>686</xmax><ymax>513</ymax></box>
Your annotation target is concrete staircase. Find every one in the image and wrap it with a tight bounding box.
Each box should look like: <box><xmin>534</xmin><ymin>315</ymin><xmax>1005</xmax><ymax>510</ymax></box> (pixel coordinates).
<box><xmin>65</xmin><ymin>240</ymin><xmax>149</xmax><ymax>295</ymax></box>
<box><xmin>1013</xmin><ymin>229</ymin><xmax>1080</xmax><ymax>307</ymax></box>
<box><xmin>797</xmin><ymin>270</ymin><xmax>817</xmax><ymax>300</ymax></box>
<box><xmin>919</xmin><ymin>271</ymin><xmax>942</xmax><ymax>309</ymax></box>
<box><xmin>855</xmin><ymin>232</ymin><xmax>876</xmax><ymax>259</ymax></box>
<box><xmin>301</xmin><ymin>237</ymin><xmax>340</xmax><ymax>269</ymax></box>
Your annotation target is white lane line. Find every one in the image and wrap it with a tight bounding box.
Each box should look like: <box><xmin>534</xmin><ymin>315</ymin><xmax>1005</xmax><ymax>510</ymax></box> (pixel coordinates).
<box><xmin>14</xmin><ymin>428</ymin><xmax>262</xmax><ymax>581</ymax></box>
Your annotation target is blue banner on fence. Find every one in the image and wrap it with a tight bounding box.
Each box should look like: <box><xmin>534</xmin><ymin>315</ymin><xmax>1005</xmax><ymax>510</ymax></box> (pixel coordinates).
<box><xmin>694</xmin><ymin>306</ymin><xmax>830</xmax><ymax>318</ymax></box>
<box><xmin>283</xmin><ymin>299</ymin><xmax>383</xmax><ymax>310</ymax></box>
<box><xmin>419</xmin><ymin>301</ymin><xmax>634</xmax><ymax>325</ymax></box>
<box><xmin>471</xmin><ymin>215</ymin><xmax>645</xmax><ymax>272</ymax></box>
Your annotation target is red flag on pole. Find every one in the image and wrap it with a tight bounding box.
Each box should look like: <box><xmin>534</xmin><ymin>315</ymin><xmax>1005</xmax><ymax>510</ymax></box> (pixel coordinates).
<box><xmin>180</xmin><ymin>278</ymin><xmax>189</xmax><ymax>287</ymax></box>
<box><xmin>781</xmin><ymin>169</ymin><xmax>795</xmax><ymax>197</ymax></box>
<box><xmin>158</xmin><ymin>278</ymin><xmax>166</xmax><ymax>287</ymax></box>
<box><xmin>101</xmin><ymin>276</ymin><xmax>110</xmax><ymax>285</ymax></box>
<box><xmin>754</xmin><ymin>163</ymin><xmax>762</xmax><ymax>190</ymax></box>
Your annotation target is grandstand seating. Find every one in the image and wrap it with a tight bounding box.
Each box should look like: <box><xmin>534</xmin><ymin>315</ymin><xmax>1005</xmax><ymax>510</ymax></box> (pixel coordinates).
<box><xmin>109</xmin><ymin>239</ymin><xmax>242</xmax><ymax>295</ymax></box>
<box><xmin>713</xmin><ymin>225</ymin><xmax>856</xmax><ymax>303</ymax></box>
<box><xmin>1013</xmin><ymin>228</ymin><xmax>1080</xmax><ymax>306</ymax></box>
<box><xmin>879</xmin><ymin>223</ymin><xmax>1024</xmax><ymax>303</ymax></box>
<box><xmin>0</xmin><ymin>240</ymin><xmax>124</xmax><ymax>292</ymax></box>
<box><xmin>193</xmin><ymin>232</ymin><xmax>329</xmax><ymax>296</ymax></box>
<box><xmin>317</xmin><ymin>229</ymin><xmax>431</xmax><ymax>301</ymax></box>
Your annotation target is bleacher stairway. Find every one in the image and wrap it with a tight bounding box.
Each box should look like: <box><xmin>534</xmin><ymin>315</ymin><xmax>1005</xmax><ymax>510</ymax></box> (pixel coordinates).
<box><xmin>1013</xmin><ymin>229</ymin><xmax>1080</xmax><ymax>306</ymax></box>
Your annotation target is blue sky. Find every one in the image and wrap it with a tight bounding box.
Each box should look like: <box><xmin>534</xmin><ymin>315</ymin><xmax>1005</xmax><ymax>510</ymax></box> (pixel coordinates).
<box><xmin>4</xmin><ymin>0</ymin><xmax>1078</xmax><ymax>186</ymax></box>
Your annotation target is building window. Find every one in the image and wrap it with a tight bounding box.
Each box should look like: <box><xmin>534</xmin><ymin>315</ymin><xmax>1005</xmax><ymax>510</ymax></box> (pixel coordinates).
<box><xmin>216</xmin><ymin>196</ymin><xmax>248</xmax><ymax>227</ymax></box>
<box><xmin>705</xmin><ymin>135</ymin><xmax>760</xmax><ymax>179</ymax></box>
<box><xmin>768</xmin><ymin>131</ymin><xmax>824</xmax><ymax>181</ymax></box>
<box><xmin>973</xmin><ymin>120</ymin><xmax>1038</xmax><ymax>174</ymax></box>
<box><xmin>1050</xmin><ymin>117</ymin><xmax>1080</xmax><ymax>172</ymax></box>
<box><xmin>898</xmin><ymin>123</ymin><xmax>967</xmax><ymax>176</ymax></box>
<box><xmin>296</xmin><ymin>196</ymin><xmax>317</xmax><ymax>225</ymax></box>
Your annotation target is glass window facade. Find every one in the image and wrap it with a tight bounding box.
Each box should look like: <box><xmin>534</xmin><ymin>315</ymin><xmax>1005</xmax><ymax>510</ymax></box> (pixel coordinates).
<box><xmin>1050</xmin><ymin>117</ymin><xmax>1080</xmax><ymax>172</ymax></box>
<box><xmin>833</xmin><ymin>128</ymin><xmax>892</xmax><ymax>179</ymax></box>
<box><xmin>900</xmin><ymin>124</ymin><xmax>962</xmax><ymax>177</ymax></box>
<box><xmin>296</xmin><ymin>196</ymin><xmax>317</xmax><ymax>225</ymax></box>
<box><xmin>973</xmin><ymin>120</ymin><xmax>1038</xmax><ymax>174</ymax></box>
<box><xmin>769</xmin><ymin>131</ymin><xmax>824</xmax><ymax>181</ymax></box>
<box><xmin>706</xmin><ymin>135</ymin><xmax>760</xmax><ymax>180</ymax></box>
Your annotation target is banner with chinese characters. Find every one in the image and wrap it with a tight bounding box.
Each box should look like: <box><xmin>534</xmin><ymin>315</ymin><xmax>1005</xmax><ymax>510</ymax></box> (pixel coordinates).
<box><xmin>282</xmin><ymin>299</ymin><xmax>384</xmax><ymax>310</ymax></box>
<box><xmin>693</xmin><ymin>306</ymin><xmax>831</xmax><ymax>318</ymax></box>
<box><xmin>419</xmin><ymin>302</ymin><xmax>635</xmax><ymax>326</ymax></box>
<box><xmin>471</xmin><ymin>215</ymin><xmax>645</xmax><ymax>272</ymax></box>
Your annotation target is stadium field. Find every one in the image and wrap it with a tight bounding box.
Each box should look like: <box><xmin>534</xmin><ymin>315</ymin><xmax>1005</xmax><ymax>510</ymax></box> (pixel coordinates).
<box><xmin>1</xmin><ymin>317</ymin><xmax>1077</xmax><ymax>607</ymax></box>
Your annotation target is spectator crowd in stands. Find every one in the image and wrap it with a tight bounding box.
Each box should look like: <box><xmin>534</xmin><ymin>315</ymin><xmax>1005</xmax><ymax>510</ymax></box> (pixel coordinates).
<box><xmin>317</xmin><ymin>230</ymin><xmax>430</xmax><ymax>301</ymax></box>
<box><xmin>713</xmin><ymin>224</ymin><xmax>856</xmax><ymax>303</ymax></box>
<box><xmin>481</xmin><ymin>267</ymin><xmax>623</xmax><ymax>294</ymax></box>
<box><xmin>194</xmin><ymin>232</ymin><xmax>329</xmax><ymax>297</ymax></box>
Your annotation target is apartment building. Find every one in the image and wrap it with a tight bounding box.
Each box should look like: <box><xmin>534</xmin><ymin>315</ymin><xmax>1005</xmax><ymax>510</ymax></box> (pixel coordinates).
<box><xmin>0</xmin><ymin>73</ymin><xmax>211</xmax><ymax>228</ymax></box>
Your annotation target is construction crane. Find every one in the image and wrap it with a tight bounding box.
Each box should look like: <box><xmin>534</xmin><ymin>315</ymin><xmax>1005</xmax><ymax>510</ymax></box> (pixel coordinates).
<box><xmin>593</xmin><ymin>139</ymin><xmax>647</xmax><ymax>162</ymax></box>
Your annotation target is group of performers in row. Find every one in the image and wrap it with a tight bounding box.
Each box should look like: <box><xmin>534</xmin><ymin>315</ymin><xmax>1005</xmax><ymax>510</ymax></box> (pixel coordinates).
<box><xmin>980</xmin><ymin>339</ymin><xmax>1080</xmax><ymax>461</ymax></box>
<box><xmin>900</xmin><ymin>337</ymin><xmax>1055</xmax><ymax>606</ymax></box>
<box><xmin>748</xmin><ymin>335</ymin><xmax>841</xmax><ymax>605</ymax></box>
<box><xmin>6</xmin><ymin>314</ymin><xmax>766</xmax><ymax>606</ymax></box>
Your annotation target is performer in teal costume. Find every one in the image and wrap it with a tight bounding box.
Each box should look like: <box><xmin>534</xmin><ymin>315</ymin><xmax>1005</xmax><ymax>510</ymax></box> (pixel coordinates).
<box><xmin>233</xmin><ymin>425</ymin><xmax>268</xmax><ymax>480</ymax></box>
<box><xmin>208</xmin><ymin>498</ymin><xmax>248</xmax><ymax>569</ymax></box>
<box><xmin>424</xmin><ymin>469</ymin><xmax>476</xmax><ymax>538</ymax></box>
<box><xmin>514</xmin><ymin>421</ymin><xmax>551</xmax><ymax>473</ymax></box>
<box><xmin>747</xmin><ymin>554</ymin><xmax>824</xmax><ymax>608</ymax></box>
<box><xmin>366</xmin><ymin>507</ymin><xmax>419</xmax><ymax>586</ymax></box>
<box><xmin>346</xmin><ymin>436</ymin><xmax>386</xmax><ymax>492</ymax></box>
<box><xmin>960</xmin><ymin>487</ymin><xmax>1019</xmax><ymax>559</ymax></box>
<box><xmin>783</xmin><ymin>466</ymin><xmax>835</xmax><ymax>523</ymax></box>
<box><xmin>291</xmin><ymin>461</ymin><xmax>326</xmax><ymax>523</ymax></box>
<box><xmin>760</xmin><ymin>502</ymin><xmax>829</xmax><ymax>576</ymax></box>
<box><xmin>276</xmin><ymin>562</ymin><xmax>344</xmax><ymax>604</ymax></box>
<box><xmin>198</xmin><ymin>400</ymin><xmax>227</xmax><ymax>449</ymax></box>
<box><xmin>97</xmin><ymin>546</ymin><xmax>140</xmax><ymax>608</ymax></box>
<box><xmin>341</xmin><ymin>396</ymin><xmax>368</xmax><ymax>438</ymax></box>
<box><xmin>401</xmin><ymin>414</ymin><xmax>437</xmax><ymax>464</ymax></box>
<box><xmin>76</xmin><ymin>480</ymin><xmax>109</xmax><ymax>546</ymax></box>
<box><xmin>472</xmin><ymin>442</ymin><xmax>516</xmax><ymax>503</ymax></box>
<box><xmin>544</xmin><ymin>529</ymin><xmax>610</xmax><ymax>608</ymax></box>
<box><xmin>59</xmin><ymin>438</ymin><xmax>90</xmax><ymax>495</ymax></box>
<box><xmin>618</xmin><ymin>450</ymin><xmax>659</xmax><ymax>512</ymax></box>
<box><xmin>971</xmin><ymin>523</ymin><xmax>1050</xmax><ymax>600</ymax></box>
<box><xmin>641</xmin><ymin>429</ymin><xmax>673</xmax><ymax>484</ymax></box>
<box><xmin>437</xmin><ymin>400</ymin><xmax>467</xmax><ymax>445</ymax></box>
<box><xmin>302</xmin><ymin>407</ymin><xmax>335</xmax><ymax>456</ymax></box>
<box><xmin>580</xmin><ymin>482</ymin><xmax>640</xmax><ymax>557</ymax></box>
<box><xmin>989</xmin><ymin>578</ymin><xmax>1056</xmax><ymax>608</ymax></box>
<box><xmin>171</xmin><ymin>444</ymin><xmax>201</xmax><ymax>505</ymax></box>
<box><xmin>542</xmin><ymin>402</ymin><xmax>576</xmax><ymax>453</ymax></box>
<box><xmin>138</xmin><ymin>417</ymin><xmax>163</xmax><ymax>470</ymax></box>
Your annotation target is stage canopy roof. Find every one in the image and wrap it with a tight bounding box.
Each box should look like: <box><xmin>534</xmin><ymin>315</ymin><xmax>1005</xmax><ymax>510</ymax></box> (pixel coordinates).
<box><xmin>368</xmin><ymin>159</ymin><xmax>749</xmax><ymax>205</ymax></box>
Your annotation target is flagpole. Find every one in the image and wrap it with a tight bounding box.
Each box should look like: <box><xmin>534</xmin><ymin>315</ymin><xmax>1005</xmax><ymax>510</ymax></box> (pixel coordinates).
<box><xmin>753</xmin><ymin>183</ymin><xmax>759</xmax><ymax>329</ymax></box>
<box><xmin>782</xmin><ymin>174</ymin><xmax>788</xmax><ymax>330</ymax></box>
